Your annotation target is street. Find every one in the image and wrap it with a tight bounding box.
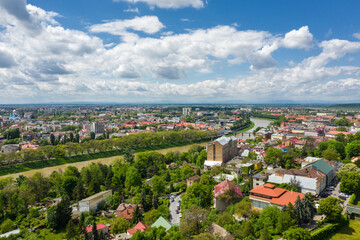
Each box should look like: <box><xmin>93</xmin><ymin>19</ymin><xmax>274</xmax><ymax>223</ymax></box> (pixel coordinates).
<box><xmin>169</xmin><ymin>194</ymin><xmax>182</xmax><ymax>224</ymax></box>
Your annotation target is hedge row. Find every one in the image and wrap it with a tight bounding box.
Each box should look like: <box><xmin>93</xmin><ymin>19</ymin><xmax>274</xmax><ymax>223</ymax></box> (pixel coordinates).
<box><xmin>310</xmin><ymin>215</ymin><xmax>348</xmax><ymax>240</ymax></box>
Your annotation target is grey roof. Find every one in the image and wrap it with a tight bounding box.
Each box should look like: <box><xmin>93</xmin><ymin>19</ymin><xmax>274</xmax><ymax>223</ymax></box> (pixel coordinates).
<box><xmin>253</xmin><ymin>173</ymin><xmax>266</xmax><ymax>179</ymax></box>
<box><xmin>215</xmin><ymin>136</ymin><xmax>237</xmax><ymax>145</ymax></box>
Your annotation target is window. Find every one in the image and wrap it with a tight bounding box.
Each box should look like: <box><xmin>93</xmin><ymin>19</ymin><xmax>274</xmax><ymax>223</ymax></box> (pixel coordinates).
<box><xmin>252</xmin><ymin>200</ymin><xmax>269</xmax><ymax>209</ymax></box>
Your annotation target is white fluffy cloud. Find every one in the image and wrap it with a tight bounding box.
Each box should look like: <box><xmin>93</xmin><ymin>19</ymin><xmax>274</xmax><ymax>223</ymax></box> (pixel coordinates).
<box><xmin>0</xmin><ymin>1</ymin><xmax>360</xmax><ymax>103</ymax></box>
<box><xmin>89</xmin><ymin>16</ymin><xmax>164</xmax><ymax>36</ymax></box>
<box><xmin>281</xmin><ymin>26</ymin><xmax>313</xmax><ymax>49</ymax></box>
<box><xmin>113</xmin><ymin>0</ymin><xmax>204</xmax><ymax>9</ymax></box>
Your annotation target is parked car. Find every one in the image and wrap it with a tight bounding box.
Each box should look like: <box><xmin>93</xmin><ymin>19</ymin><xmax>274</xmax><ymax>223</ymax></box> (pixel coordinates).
<box><xmin>179</xmin><ymin>213</ymin><xmax>182</xmax><ymax>218</ymax></box>
<box><xmin>339</xmin><ymin>195</ymin><xmax>347</xmax><ymax>200</ymax></box>
<box><xmin>176</xmin><ymin>209</ymin><xmax>179</xmax><ymax>214</ymax></box>
<box><xmin>177</xmin><ymin>206</ymin><xmax>180</xmax><ymax>211</ymax></box>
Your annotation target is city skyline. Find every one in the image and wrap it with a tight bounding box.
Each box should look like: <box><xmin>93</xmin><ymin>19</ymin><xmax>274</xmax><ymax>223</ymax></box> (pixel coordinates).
<box><xmin>1</xmin><ymin>0</ymin><xmax>360</xmax><ymax>104</ymax></box>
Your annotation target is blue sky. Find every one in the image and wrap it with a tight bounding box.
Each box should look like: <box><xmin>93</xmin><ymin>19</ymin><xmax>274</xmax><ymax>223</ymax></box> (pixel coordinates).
<box><xmin>1</xmin><ymin>0</ymin><xmax>360</xmax><ymax>103</ymax></box>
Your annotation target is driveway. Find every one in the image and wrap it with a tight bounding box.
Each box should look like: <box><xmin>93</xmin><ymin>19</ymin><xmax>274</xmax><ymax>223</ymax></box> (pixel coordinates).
<box><xmin>169</xmin><ymin>194</ymin><xmax>182</xmax><ymax>224</ymax></box>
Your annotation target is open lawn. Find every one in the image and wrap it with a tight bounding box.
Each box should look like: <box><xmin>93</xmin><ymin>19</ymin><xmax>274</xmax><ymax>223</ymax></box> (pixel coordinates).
<box><xmin>328</xmin><ymin>220</ymin><xmax>360</xmax><ymax>240</ymax></box>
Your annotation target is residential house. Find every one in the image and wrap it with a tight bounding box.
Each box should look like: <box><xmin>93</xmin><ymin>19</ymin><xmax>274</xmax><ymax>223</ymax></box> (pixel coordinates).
<box><xmin>86</xmin><ymin>224</ymin><xmax>109</xmax><ymax>236</ymax></box>
<box><xmin>249</xmin><ymin>183</ymin><xmax>305</xmax><ymax>210</ymax></box>
<box><xmin>205</xmin><ymin>223</ymin><xmax>235</xmax><ymax>240</ymax></box>
<box><xmin>116</xmin><ymin>203</ymin><xmax>143</xmax><ymax>220</ymax></box>
<box><xmin>325</xmin><ymin>131</ymin><xmax>355</xmax><ymax>139</ymax></box>
<box><xmin>21</xmin><ymin>143</ymin><xmax>39</xmax><ymax>150</ymax></box>
<box><xmin>186</xmin><ymin>175</ymin><xmax>201</xmax><ymax>187</ymax></box>
<box><xmin>252</xmin><ymin>173</ymin><xmax>269</xmax><ymax>188</ymax></box>
<box><xmin>127</xmin><ymin>222</ymin><xmax>148</xmax><ymax>236</ymax></box>
<box><xmin>214</xmin><ymin>180</ymin><xmax>243</xmax><ymax>211</ymax></box>
<box><xmin>305</xmin><ymin>159</ymin><xmax>336</xmax><ymax>185</ymax></box>
<box><xmin>271</xmin><ymin>133</ymin><xmax>286</xmax><ymax>141</ymax></box>
<box><xmin>301</xmin><ymin>157</ymin><xmax>322</xmax><ymax>168</ymax></box>
<box><xmin>213</xmin><ymin>173</ymin><xmax>236</xmax><ymax>182</ymax></box>
<box><xmin>294</xmin><ymin>139</ymin><xmax>306</xmax><ymax>149</ymax></box>
<box><xmin>1</xmin><ymin>144</ymin><xmax>20</xmax><ymax>154</ymax></box>
<box><xmin>151</xmin><ymin>216</ymin><xmax>172</xmax><ymax>231</ymax></box>
<box><xmin>267</xmin><ymin>166</ymin><xmax>327</xmax><ymax>196</ymax></box>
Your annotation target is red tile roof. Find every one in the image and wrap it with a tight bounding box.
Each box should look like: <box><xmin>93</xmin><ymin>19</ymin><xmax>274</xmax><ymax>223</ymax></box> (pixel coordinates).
<box><xmin>214</xmin><ymin>180</ymin><xmax>243</xmax><ymax>198</ymax></box>
<box><xmin>250</xmin><ymin>183</ymin><xmax>286</xmax><ymax>198</ymax></box>
<box><xmin>86</xmin><ymin>224</ymin><xmax>107</xmax><ymax>233</ymax></box>
<box><xmin>250</xmin><ymin>184</ymin><xmax>305</xmax><ymax>207</ymax></box>
<box><xmin>270</xmin><ymin>191</ymin><xmax>304</xmax><ymax>206</ymax></box>
<box><xmin>127</xmin><ymin>222</ymin><xmax>148</xmax><ymax>235</ymax></box>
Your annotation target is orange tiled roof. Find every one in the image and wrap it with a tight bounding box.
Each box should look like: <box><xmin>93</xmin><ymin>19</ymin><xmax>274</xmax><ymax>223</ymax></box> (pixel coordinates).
<box><xmin>249</xmin><ymin>183</ymin><xmax>286</xmax><ymax>198</ymax></box>
<box><xmin>127</xmin><ymin>222</ymin><xmax>148</xmax><ymax>235</ymax></box>
<box><xmin>250</xmin><ymin>184</ymin><xmax>305</xmax><ymax>207</ymax></box>
<box><xmin>270</xmin><ymin>191</ymin><xmax>304</xmax><ymax>206</ymax></box>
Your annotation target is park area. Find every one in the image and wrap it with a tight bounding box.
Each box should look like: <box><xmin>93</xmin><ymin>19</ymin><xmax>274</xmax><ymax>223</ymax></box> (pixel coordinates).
<box><xmin>328</xmin><ymin>220</ymin><xmax>360</xmax><ymax>240</ymax></box>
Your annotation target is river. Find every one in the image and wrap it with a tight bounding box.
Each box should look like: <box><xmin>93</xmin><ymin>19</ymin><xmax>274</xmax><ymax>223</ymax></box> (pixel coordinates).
<box><xmin>0</xmin><ymin>142</ymin><xmax>208</xmax><ymax>179</ymax></box>
<box><xmin>235</xmin><ymin>118</ymin><xmax>272</xmax><ymax>140</ymax></box>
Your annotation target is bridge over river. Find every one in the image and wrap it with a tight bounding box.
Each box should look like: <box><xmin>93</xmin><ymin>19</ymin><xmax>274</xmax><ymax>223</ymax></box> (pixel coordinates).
<box><xmin>236</xmin><ymin>118</ymin><xmax>272</xmax><ymax>140</ymax></box>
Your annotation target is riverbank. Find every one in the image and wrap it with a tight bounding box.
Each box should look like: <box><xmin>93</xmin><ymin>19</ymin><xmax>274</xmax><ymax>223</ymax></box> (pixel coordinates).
<box><xmin>227</xmin><ymin>121</ymin><xmax>255</xmax><ymax>136</ymax></box>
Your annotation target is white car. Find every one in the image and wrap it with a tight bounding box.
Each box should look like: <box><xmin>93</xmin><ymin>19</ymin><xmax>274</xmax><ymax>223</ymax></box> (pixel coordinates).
<box><xmin>179</xmin><ymin>213</ymin><xmax>182</xmax><ymax>218</ymax></box>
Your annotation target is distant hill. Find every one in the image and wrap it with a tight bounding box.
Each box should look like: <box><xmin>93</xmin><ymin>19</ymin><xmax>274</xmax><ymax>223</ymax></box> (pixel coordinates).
<box><xmin>328</xmin><ymin>103</ymin><xmax>360</xmax><ymax>109</ymax></box>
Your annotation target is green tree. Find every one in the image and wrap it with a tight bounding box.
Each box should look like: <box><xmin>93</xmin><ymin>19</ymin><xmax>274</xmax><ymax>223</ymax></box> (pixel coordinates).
<box><xmin>112</xmin><ymin>217</ymin><xmax>131</xmax><ymax>234</ymax></box>
<box><xmin>264</xmin><ymin>147</ymin><xmax>283</xmax><ymax>165</ymax></box>
<box><xmin>340</xmin><ymin>172</ymin><xmax>360</xmax><ymax>194</ymax></box>
<box><xmin>62</xmin><ymin>176</ymin><xmax>78</xmax><ymax>198</ymax></box>
<box><xmin>50</xmin><ymin>134</ymin><xmax>56</xmax><ymax>145</ymax></box>
<box><xmin>327</xmin><ymin>140</ymin><xmax>345</xmax><ymax>159</ymax></box>
<box><xmin>276</xmin><ymin>211</ymin><xmax>294</xmax><ymax>233</ymax></box>
<box><xmin>151</xmin><ymin>175</ymin><xmax>165</xmax><ymax>195</ymax></box>
<box><xmin>124</xmin><ymin>149</ymin><xmax>135</xmax><ymax>164</ymax></box>
<box><xmin>180</xmin><ymin>164</ymin><xmax>194</xmax><ymax>180</ymax></box>
<box><xmin>322</xmin><ymin>149</ymin><xmax>341</xmax><ymax>161</ymax></box>
<box><xmin>282</xmin><ymin>227</ymin><xmax>311</xmax><ymax>240</ymax></box>
<box><xmin>294</xmin><ymin>196</ymin><xmax>305</xmax><ymax>224</ymax></box>
<box><xmin>216</xmin><ymin>211</ymin><xmax>235</xmax><ymax>227</ymax></box>
<box><xmin>180</xmin><ymin>206</ymin><xmax>209</xmax><ymax>238</ymax></box>
<box><xmin>132</xmin><ymin>205</ymin><xmax>142</xmax><ymax>225</ymax></box>
<box><xmin>91</xmin><ymin>221</ymin><xmax>99</xmax><ymax>240</ymax></box>
<box><xmin>0</xmin><ymin>219</ymin><xmax>14</xmax><ymax>234</ymax></box>
<box><xmin>107</xmin><ymin>191</ymin><xmax>121</xmax><ymax>210</ymax></box>
<box><xmin>125</xmin><ymin>167</ymin><xmax>142</xmax><ymax>189</ymax></box>
<box><xmin>234</xmin><ymin>197</ymin><xmax>252</xmax><ymax>219</ymax></box>
<box><xmin>338</xmin><ymin>163</ymin><xmax>360</xmax><ymax>179</ymax></box>
<box><xmin>73</xmin><ymin>179</ymin><xmax>85</xmax><ymax>201</ymax></box>
<box><xmin>66</xmin><ymin>220</ymin><xmax>80</xmax><ymax>240</ymax></box>
<box><xmin>318</xmin><ymin>197</ymin><xmax>343</xmax><ymax>223</ymax></box>
<box><xmin>345</xmin><ymin>140</ymin><xmax>360</xmax><ymax>160</ymax></box>
<box><xmin>302</xmin><ymin>194</ymin><xmax>315</xmax><ymax>223</ymax></box>
<box><xmin>90</xmin><ymin>132</ymin><xmax>95</xmax><ymax>140</ymax></box>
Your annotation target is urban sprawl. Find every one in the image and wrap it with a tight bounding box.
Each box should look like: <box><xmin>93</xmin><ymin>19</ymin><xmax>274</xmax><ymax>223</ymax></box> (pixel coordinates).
<box><xmin>0</xmin><ymin>105</ymin><xmax>360</xmax><ymax>240</ymax></box>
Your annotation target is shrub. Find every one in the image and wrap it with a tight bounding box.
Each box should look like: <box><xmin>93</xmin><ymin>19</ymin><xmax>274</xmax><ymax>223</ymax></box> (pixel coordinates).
<box><xmin>0</xmin><ymin>219</ymin><xmax>15</xmax><ymax>233</ymax></box>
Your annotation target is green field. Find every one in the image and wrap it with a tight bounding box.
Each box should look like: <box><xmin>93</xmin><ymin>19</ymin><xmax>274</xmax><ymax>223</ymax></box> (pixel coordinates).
<box><xmin>328</xmin><ymin>220</ymin><xmax>360</xmax><ymax>240</ymax></box>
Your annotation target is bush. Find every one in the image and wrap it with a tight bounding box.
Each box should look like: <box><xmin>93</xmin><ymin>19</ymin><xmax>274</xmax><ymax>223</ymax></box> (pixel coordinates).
<box><xmin>349</xmin><ymin>193</ymin><xmax>357</xmax><ymax>205</ymax></box>
<box><xmin>310</xmin><ymin>215</ymin><xmax>348</xmax><ymax>240</ymax></box>
<box><xmin>310</xmin><ymin>224</ymin><xmax>338</xmax><ymax>240</ymax></box>
<box><xmin>0</xmin><ymin>219</ymin><xmax>15</xmax><ymax>233</ymax></box>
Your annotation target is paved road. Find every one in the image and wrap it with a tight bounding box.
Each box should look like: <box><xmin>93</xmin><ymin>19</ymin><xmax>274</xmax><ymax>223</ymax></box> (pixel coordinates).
<box><xmin>169</xmin><ymin>194</ymin><xmax>182</xmax><ymax>224</ymax></box>
<box><xmin>325</xmin><ymin>180</ymin><xmax>350</xmax><ymax>214</ymax></box>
